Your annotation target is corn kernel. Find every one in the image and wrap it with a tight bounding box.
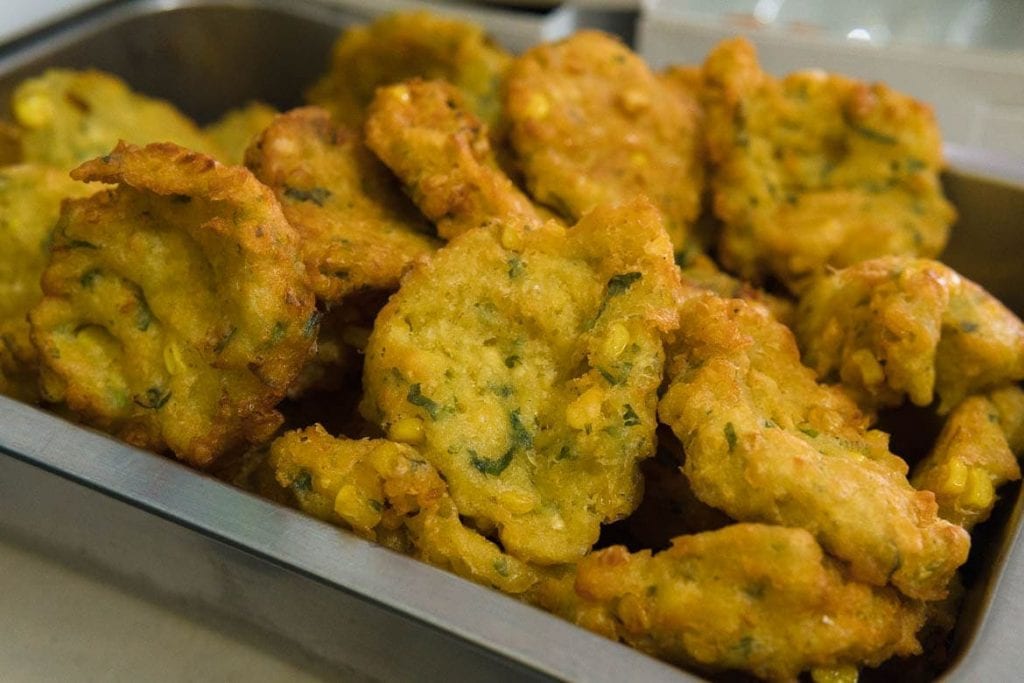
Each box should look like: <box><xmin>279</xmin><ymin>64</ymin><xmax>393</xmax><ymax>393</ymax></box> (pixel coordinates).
<box><xmin>939</xmin><ymin>459</ymin><xmax>969</xmax><ymax>496</ymax></box>
<box><xmin>524</xmin><ymin>93</ymin><xmax>549</xmax><ymax>120</ymax></box>
<box><xmin>600</xmin><ymin>322</ymin><xmax>630</xmax><ymax>360</ymax></box>
<box><xmin>810</xmin><ymin>665</ymin><xmax>859</xmax><ymax>683</ymax></box>
<box><xmin>629</xmin><ymin>152</ymin><xmax>647</xmax><ymax>166</ymax></box>
<box><xmin>962</xmin><ymin>468</ymin><xmax>995</xmax><ymax>510</ymax></box>
<box><xmin>388</xmin><ymin>417</ymin><xmax>425</xmax><ymax>444</ymax></box>
<box><xmin>618</xmin><ymin>89</ymin><xmax>650</xmax><ymax>114</ymax></box>
<box><xmin>851</xmin><ymin>348</ymin><xmax>885</xmax><ymax>387</ymax></box>
<box><xmin>500</xmin><ymin>224</ymin><xmax>523</xmax><ymax>251</ymax></box>
<box><xmin>497</xmin><ymin>489</ymin><xmax>538</xmax><ymax>514</ymax></box>
<box><xmin>14</xmin><ymin>92</ymin><xmax>54</xmax><ymax>128</ymax></box>
<box><xmin>163</xmin><ymin>342</ymin><xmax>187</xmax><ymax>375</ymax></box>
<box><xmin>334</xmin><ymin>484</ymin><xmax>379</xmax><ymax>530</ymax></box>
<box><xmin>566</xmin><ymin>387</ymin><xmax>604</xmax><ymax>430</ymax></box>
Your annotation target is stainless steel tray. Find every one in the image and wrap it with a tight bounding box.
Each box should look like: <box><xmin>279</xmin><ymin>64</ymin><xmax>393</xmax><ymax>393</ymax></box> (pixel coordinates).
<box><xmin>0</xmin><ymin>1</ymin><xmax>1022</xmax><ymax>680</ymax></box>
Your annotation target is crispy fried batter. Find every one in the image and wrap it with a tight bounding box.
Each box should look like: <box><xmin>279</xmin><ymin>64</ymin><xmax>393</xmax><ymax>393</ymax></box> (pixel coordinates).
<box><xmin>678</xmin><ymin>250</ymin><xmax>795</xmax><ymax>326</ymax></box>
<box><xmin>796</xmin><ymin>257</ymin><xmax>1024</xmax><ymax>413</ymax></box>
<box><xmin>912</xmin><ymin>386</ymin><xmax>1024</xmax><ymax>529</ymax></box>
<box><xmin>365</xmin><ymin>79</ymin><xmax>545</xmax><ymax>239</ymax></box>
<box><xmin>702</xmin><ymin>38</ymin><xmax>955</xmax><ymax>289</ymax></box>
<box><xmin>536</xmin><ymin>524</ymin><xmax>924</xmax><ymax>682</ymax></box>
<box><xmin>0</xmin><ymin>164</ymin><xmax>97</xmax><ymax>402</ymax></box>
<box><xmin>306</xmin><ymin>11</ymin><xmax>511</xmax><ymax>130</ymax></box>
<box><xmin>246</xmin><ymin>106</ymin><xmax>438</xmax><ymax>303</ymax></box>
<box><xmin>658</xmin><ymin>294</ymin><xmax>970</xmax><ymax>600</ymax></box>
<box><xmin>12</xmin><ymin>69</ymin><xmax>222</xmax><ymax>170</ymax></box>
<box><xmin>270</xmin><ymin>425</ymin><xmax>537</xmax><ymax>593</ymax></box>
<box><xmin>504</xmin><ymin>31</ymin><xmax>703</xmax><ymax>252</ymax></box>
<box><xmin>29</xmin><ymin>142</ymin><xmax>316</xmax><ymax>466</ymax></box>
<box><xmin>361</xmin><ymin>198</ymin><xmax>682</xmax><ymax>564</ymax></box>
<box><xmin>204</xmin><ymin>101</ymin><xmax>278</xmax><ymax>165</ymax></box>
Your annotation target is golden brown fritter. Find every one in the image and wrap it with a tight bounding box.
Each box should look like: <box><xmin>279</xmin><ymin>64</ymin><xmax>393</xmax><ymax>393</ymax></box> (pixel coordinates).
<box><xmin>0</xmin><ymin>164</ymin><xmax>98</xmax><ymax>402</ymax></box>
<box><xmin>246</xmin><ymin>106</ymin><xmax>438</xmax><ymax>304</ymax></box>
<box><xmin>658</xmin><ymin>294</ymin><xmax>970</xmax><ymax>601</ymax></box>
<box><xmin>702</xmin><ymin>38</ymin><xmax>955</xmax><ymax>289</ymax></box>
<box><xmin>29</xmin><ymin>142</ymin><xmax>316</xmax><ymax>467</ymax></box>
<box><xmin>796</xmin><ymin>257</ymin><xmax>1024</xmax><ymax>413</ymax></box>
<box><xmin>361</xmin><ymin>198</ymin><xmax>682</xmax><ymax>565</ymax></box>
<box><xmin>11</xmin><ymin>69</ymin><xmax>222</xmax><ymax>170</ymax></box>
<box><xmin>365</xmin><ymin>79</ymin><xmax>546</xmax><ymax>239</ymax></box>
<box><xmin>539</xmin><ymin>524</ymin><xmax>924</xmax><ymax>682</ymax></box>
<box><xmin>203</xmin><ymin>101</ymin><xmax>278</xmax><ymax>165</ymax></box>
<box><xmin>678</xmin><ymin>250</ymin><xmax>795</xmax><ymax>326</ymax></box>
<box><xmin>912</xmin><ymin>386</ymin><xmax>1023</xmax><ymax>529</ymax></box>
<box><xmin>269</xmin><ymin>425</ymin><xmax>537</xmax><ymax>593</ymax></box>
<box><xmin>504</xmin><ymin>31</ymin><xmax>703</xmax><ymax>253</ymax></box>
<box><xmin>306</xmin><ymin>11</ymin><xmax>511</xmax><ymax>130</ymax></box>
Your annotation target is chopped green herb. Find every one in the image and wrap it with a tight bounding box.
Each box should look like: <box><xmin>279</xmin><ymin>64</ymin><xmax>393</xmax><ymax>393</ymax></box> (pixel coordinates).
<box><xmin>469</xmin><ymin>448</ymin><xmax>513</xmax><ymax>476</ymax></box>
<box><xmin>724</xmin><ymin>422</ymin><xmax>738</xmax><ymax>452</ymax></box>
<box><xmin>504</xmin><ymin>355</ymin><xmax>520</xmax><ymax>369</ymax></box>
<box><xmin>607</xmin><ymin>272</ymin><xmax>642</xmax><ymax>297</ymax></box>
<box><xmin>292</xmin><ymin>470</ymin><xmax>313</xmax><ymax>492</ymax></box>
<box><xmin>798</xmin><ymin>426</ymin><xmax>820</xmax><ymax>438</ymax></box>
<box><xmin>170</xmin><ymin>194</ymin><xmax>192</xmax><ymax>203</ymax></box>
<box><xmin>133</xmin><ymin>386</ymin><xmax>171</xmax><ymax>410</ymax></box>
<box><xmin>623</xmin><ymin>404</ymin><xmax>641</xmax><ymax>427</ymax></box>
<box><xmin>556</xmin><ymin>445</ymin><xmax>573</xmax><ymax>461</ymax></box>
<box><xmin>597</xmin><ymin>367</ymin><xmax>622</xmax><ymax>386</ymax></box>
<box><xmin>960</xmin><ymin>321</ymin><xmax>979</xmax><ymax>333</ymax></box>
<box><xmin>269</xmin><ymin>321</ymin><xmax>286</xmax><ymax>344</ymax></box>
<box><xmin>509</xmin><ymin>410</ymin><xmax>533</xmax><ymax>451</ymax></box>
<box><xmin>303</xmin><ymin>310</ymin><xmax>323</xmax><ymax>337</ymax></box>
<box><xmin>65</xmin><ymin>238</ymin><xmax>99</xmax><ymax>250</ymax></box>
<box><xmin>79</xmin><ymin>269</ymin><xmax>101</xmax><ymax>288</ymax></box>
<box><xmin>284</xmin><ymin>185</ymin><xmax>332</xmax><ymax>206</ymax></box>
<box><xmin>368</xmin><ymin>499</ymin><xmax>383</xmax><ymax>512</ymax></box>
<box><xmin>407</xmin><ymin>383</ymin><xmax>441</xmax><ymax>420</ymax></box>
<box><xmin>507</xmin><ymin>255</ymin><xmax>525</xmax><ymax>279</ymax></box>
<box><xmin>492</xmin><ymin>558</ymin><xmax>510</xmax><ymax>577</ymax></box>
<box><xmin>134</xmin><ymin>292</ymin><xmax>154</xmax><ymax>331</ymax></box>
<box><xmin>214</xmin><ymin>326</ymin><xmax>237</xmax><ymax>354</ymax></box>
<box><xmin>847</xmin><ymin>119</ymin><xmax>898</xmax><ymax>145</ymax></box>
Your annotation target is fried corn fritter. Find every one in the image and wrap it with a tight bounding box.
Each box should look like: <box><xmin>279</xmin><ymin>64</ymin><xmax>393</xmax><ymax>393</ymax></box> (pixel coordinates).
<box><xmin>270</xmin><ymin>425</ymin><xmax>537</xmax><ymax>593</ymax></box>
<box><xmin>658</xmin><ymin>294</ymin><xmax>970</xmax><ymax>601</ymax></box>
<box><xmin>504</xmin><ymin>31</ymin><xmax>703</xmax><ymax>253</ymax></box>
<box><xmin>306</xmin><ymin>11</ymin><xmax>511</xmax><ymax>130</ymax></box>
<box><xmin>796</xmin><ymin>257</ymin><xmax>1024</xmax><ymax>413</ymax></box>
<box><xmin>204</xmin><ymin>101</ymin><xmax>278</xmax><ymax>165</ymax></box>
<box><xmin>538</xmin><ymin>524</ymin><xmax>924</xmax><ymax>681</ymax></box>
<box><xmin>29</xmin><ymin>142</ymin><xmax>316</xmax><ymax>466</ymax></box>
<box><xmin>912</xmin><ymin>386</ymin><xmax>1024</xmax><ymax>530</ymax></box>
<box><xmin>11</xmin><ymin>69</ymin><xmax>222</xmax><ymax>170</ymax></box>
<box><xmin>0</xmin><ymin>164</ymin><xmax>97</xmax><ymax>402</ymax></box>
<box><xmin>702</xmin><ymin>38</ymin><xmax>955</xmax><ymax>289</ymax></box>
<box><xmin>365</xmin><ymin>79</ymin><xmax>546</xmax><ymax>239</ymax></box>
<box><xmin>246</xmin><ymin>106</ymin><xmax>438</xmax><ymax>304</ymax></box>
<box><xmin>361</xmin><ymin>198</ymin><xmax>682</xmax><ymax>564</ymax></box>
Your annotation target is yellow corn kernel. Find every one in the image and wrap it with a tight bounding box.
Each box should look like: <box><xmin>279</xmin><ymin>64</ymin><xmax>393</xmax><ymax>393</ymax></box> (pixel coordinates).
<box><xmin>810</xmin><ymin>665</ymin><xmax>859</xmax><ymax>683</ymax></box>
<box><xmin>500</xmin><ymin>224</ymin><xmax>523</xmax><ymax>251</ymax></box>
<box><xmin>388</xmin><ymin>417</ymin><xmax>425</xmax><ymax>445</ymax></box>
<box><xmin>850</xmin><ymin>348</ymin><xmax>885</xmax><ymax>387</ymax></box>
<box><xmin>334</xmin><ymin>483</ymin><xmax>379</xmax><ymax>531</ymax></box>
<box><xmin>939</xmin><ymin>459</ymin><xmax>969</xmax><ymax>496</ymax></box>
<box><xmin>629</xmin><ymin>152</ymin><xmax>647</xmax><ymax>167</ymax></box>
<box><xmin>962</xmin><ymin>468</ymin><xmax>995</xmax><ymax>510</ymax></box>
<box><xmin>163</xmin><ymin>342</ymin><xmax>187</xmax><ymax>375</ymax></box>
<box><xmin>600</xmin><ymin>323</ymin><xmax>630</xmax><ymax>360</ymax></box>
<box><xmin>618</xmin><ymin>88</ymin><xmax>650</xmax><ymax>115</ymax></box>
<box><xmin>13</xmin><ymin>92</ymin><xmax>54</xmax><ymax>128</ymax></box>
<box><xmin>524</xmin><ymin>92</ymin><xmax>549</xmax><ymax>120</ymax></box>
<box><xmin>617</xmin><ymin>593</ymin><xmax>651</xmax><ymax>633</ymax></box>
<box><xmin>566</xmin><ymin>387</ymin><xmax>604</xmax><ymax>430</ymax></box>
<box><xmin>497</xmin><ymin>489</ymin><xmax>538</xmax><ymax>515</ymax></box>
